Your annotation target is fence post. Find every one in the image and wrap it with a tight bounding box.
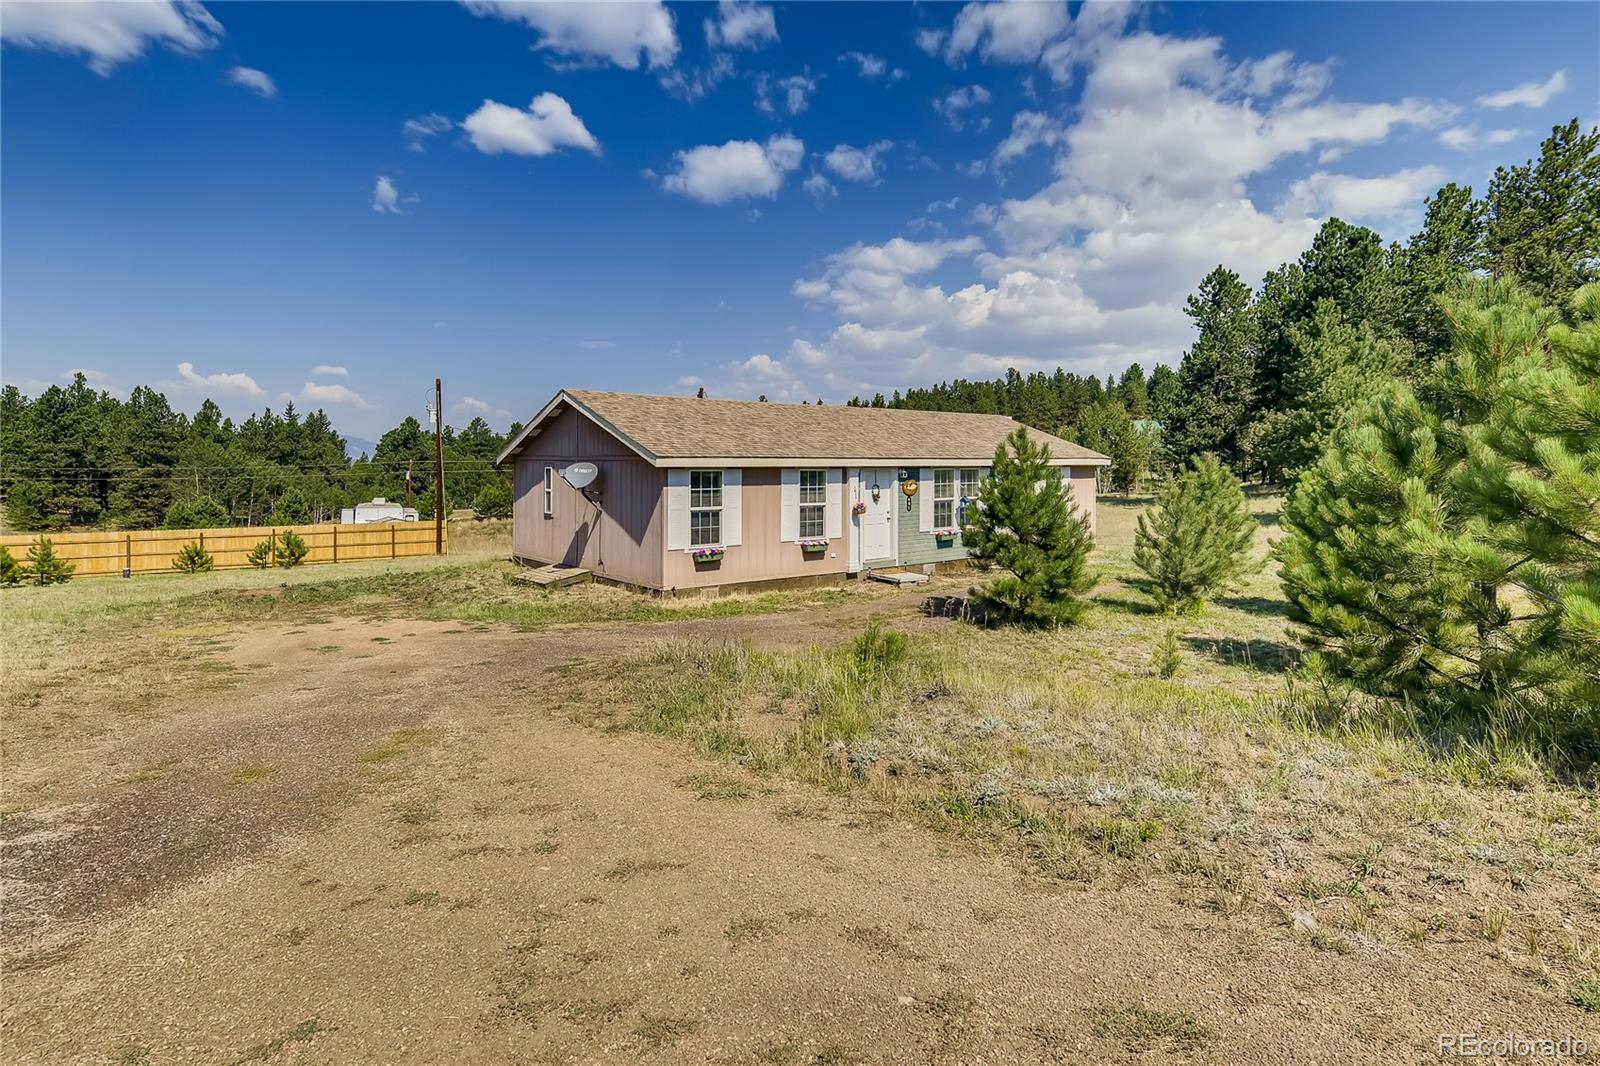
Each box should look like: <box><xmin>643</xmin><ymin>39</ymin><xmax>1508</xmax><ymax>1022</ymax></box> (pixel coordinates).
<box><xmin>333</xmin><ymin>525</ymin><xmax>338</xmax><ymax>563</ymax></box>
<box><xmin>124</xmin><ymin>534</ymin><xmax>132</xmax><ymax>578</ymax></box>
<box><xmin>391</xmin><ymin>525</ymin><xmax>397</xmax><ymax>559</ymax></box>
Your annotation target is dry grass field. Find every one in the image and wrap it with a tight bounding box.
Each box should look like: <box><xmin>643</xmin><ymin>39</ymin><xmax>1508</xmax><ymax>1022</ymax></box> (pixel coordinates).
<box><xmin>2</xmin><ymin>508</ymin><xmax>1596</xmax><ymax>1064</ymax></box>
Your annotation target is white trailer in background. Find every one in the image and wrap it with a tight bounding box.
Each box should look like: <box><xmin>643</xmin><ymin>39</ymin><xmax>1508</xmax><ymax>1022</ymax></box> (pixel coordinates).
<box><xmin>339</xmin><ymin>497</ymin><xmax>419</xmax><ymax>524</ymax></box>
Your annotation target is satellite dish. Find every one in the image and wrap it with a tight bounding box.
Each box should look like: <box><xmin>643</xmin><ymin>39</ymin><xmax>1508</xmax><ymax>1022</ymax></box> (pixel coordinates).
<box><xmin>562</xmin><ymin>462</ymin><xmax>599</xmax><ymax>489</ymax></box>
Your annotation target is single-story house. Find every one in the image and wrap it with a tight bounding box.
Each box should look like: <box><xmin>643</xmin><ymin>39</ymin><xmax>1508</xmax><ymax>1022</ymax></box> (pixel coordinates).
<box><xmin>496</xmin><ymin>389</ymin><xmax>1109</xmax><ymax>594</ymax></box>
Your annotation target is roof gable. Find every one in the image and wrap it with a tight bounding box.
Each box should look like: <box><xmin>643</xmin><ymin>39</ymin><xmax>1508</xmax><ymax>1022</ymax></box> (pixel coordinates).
<box><xmin>499</xmin><ymin>389</ymin><xmax>1109</xmax><ymax>466</ymax></box>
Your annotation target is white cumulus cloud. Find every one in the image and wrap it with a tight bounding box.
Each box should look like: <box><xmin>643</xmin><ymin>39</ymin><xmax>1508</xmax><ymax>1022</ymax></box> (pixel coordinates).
<box><xmin>823</xmin><ymin>141</ymin><xmax>894</xmax><ymax>183</ymax></box>
<box><xmin>177</xmin><ymin>361</ymin><xmax>263</xmax><ymax>397</ymax></box>
<box><xmin>461</xmin><ymin>0</ymin><xmax>678</xmax><ymax>69</ymax></box>
<box><xmin>661</xmin><ymin>133</ymin><xmax>803</xmax><ymax>204</ymax></box>
<box><xmin>461</xmin><ymin>93</ymin><xmax>600</xmax><ymax>157</ymax></box>
<box><xmin>298</xmin><ymin>382</ymin><xmax>368</xmax><ymax>407</ymax></box>
<box><xmin>772</xmin><ymin>25</ymin><xmax>1464</xmax><ymax>402</ymax></box>
<box><xmin>0</xmin><ymin>0</ymin><xmax>222</xmax><ymax>74</ymax></box>
<box><xmin>1280</xmin><ymin>165</ymin><xmax>1448</xmax><ymax>222</ymax></box>
<box><xmin>704</xmin><ymin>1</ymin><xmax>776</xmax><ymax>50</ymax></box>
<box><xmin>1476</xmin><ymin>69</ymin><xmax>1567</xmax><ymax>110</ymax></box>
<box><xmin>310</xmin><ymin>365</ymin><xmax>349</xmax><ymax>378</ymax></box>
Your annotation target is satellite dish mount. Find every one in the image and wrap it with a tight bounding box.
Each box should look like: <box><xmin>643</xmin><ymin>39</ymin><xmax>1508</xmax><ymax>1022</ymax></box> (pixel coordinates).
<box><xmin>562</xmin><ymin>462</ymin><xmax>599</xmax><ymax>490</ymax></box>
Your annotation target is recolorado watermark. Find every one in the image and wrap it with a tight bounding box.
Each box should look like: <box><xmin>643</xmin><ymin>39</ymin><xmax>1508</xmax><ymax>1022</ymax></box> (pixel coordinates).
<box><xmin>1437</xmin><ymin>1033</ymin><xmax>1590</xmax><ymax>1059</ymax></box>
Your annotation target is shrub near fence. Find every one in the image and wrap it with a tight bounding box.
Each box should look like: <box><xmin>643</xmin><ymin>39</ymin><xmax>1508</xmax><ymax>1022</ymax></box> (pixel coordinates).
<box><xmin>0</xmin><ymin>523</ymin><xmax>445</xmax><ymax>579</ymax></box>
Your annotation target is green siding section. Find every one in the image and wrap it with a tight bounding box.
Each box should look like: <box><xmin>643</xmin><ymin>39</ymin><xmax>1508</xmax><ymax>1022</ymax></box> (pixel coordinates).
<box><xmin>894</xmin><ymin>466</ymin><xmax>979</xmax><ymax>567</ymax></box>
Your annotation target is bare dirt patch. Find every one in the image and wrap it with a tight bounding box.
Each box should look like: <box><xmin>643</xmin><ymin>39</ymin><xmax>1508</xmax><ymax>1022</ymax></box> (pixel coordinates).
<box><xmin>2</xmin><ymin>566</ymin><xmax>1595</xmax><ymax>1064</ymax></box>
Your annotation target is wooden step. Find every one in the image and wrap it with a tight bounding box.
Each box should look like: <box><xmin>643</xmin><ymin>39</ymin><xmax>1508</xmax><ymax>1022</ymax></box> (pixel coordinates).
<box><xmin>517</xmin><ymin>565</ymin><xmax>593</xmax><ymax>589</ymax></box>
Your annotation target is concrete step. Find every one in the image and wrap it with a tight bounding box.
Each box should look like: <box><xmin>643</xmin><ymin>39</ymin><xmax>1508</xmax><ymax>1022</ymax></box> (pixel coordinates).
<box><xmin>865</xmin><ymin>569</ymin><xmax>930</xmax><ymax>587</ymax></box>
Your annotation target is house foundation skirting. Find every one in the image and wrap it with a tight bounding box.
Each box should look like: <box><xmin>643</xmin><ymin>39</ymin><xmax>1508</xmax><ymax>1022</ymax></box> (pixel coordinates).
<box><xmin>510</xmin><ymin>553</ymin><xmax>848</xmax><ymax>598</ymax></box>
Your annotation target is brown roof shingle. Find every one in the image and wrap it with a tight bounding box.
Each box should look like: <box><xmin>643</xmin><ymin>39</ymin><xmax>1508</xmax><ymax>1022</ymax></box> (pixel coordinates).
<box><xmin>504</xmin><ymin>389</ymin><xmax>1107</xmax><ymax>465</ymax></box>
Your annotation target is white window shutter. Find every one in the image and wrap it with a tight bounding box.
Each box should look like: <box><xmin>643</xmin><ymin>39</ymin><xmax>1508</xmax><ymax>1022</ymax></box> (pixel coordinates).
<box><xmin>825</xmin><ymin>468</ymin><xmax>843</xmax><ymax>539</ymax></box>
<box><xmin>919</xmin><ymin>468</ymin><xmax>934</xmax><ymax>532</ymax></box>
<box><xmin>666</xmin><ymin>469</ymin><xmax>689</xmax><ymax>550</ymax></box>
<box><xmin>722</xmin><ymin>469</ymin><xmax>742</xmax><ymax>546</ymax></box>
<box><xmin>780</xmin><ymin>468</ymin><xmax>800</xmax><ymax>541</ymax></box>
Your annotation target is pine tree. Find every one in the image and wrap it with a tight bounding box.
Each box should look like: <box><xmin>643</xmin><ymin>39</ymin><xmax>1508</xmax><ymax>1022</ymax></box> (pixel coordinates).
<box><xmin>1240</xmin><ymin>300</ymin><xmax>1402</xmax><ymax>485</ymax></box>
<box><xmin>0</xmin><ymin>545</ymin><xmax>23</xmax><ymax>586</ymax></box>
<box><xmin>23</xmin><ymin>536</ymin><xmax>74</xmax><ymax>585</ymax></box>
<box><xmin>1460</xmin><ymin>281</ymin><xmax>1600</xmax><ymax>722</ymax></box>
<box><xmin>1164</xmin><ymin>266</ymin><xmax>1257</xmax><ymax>468</ymax></box>
<box><xmin>1485</xmin><ymin>120</ymin><xmax>1600</xmax><ymax>310</ymax></box>
<box><xmin>268</xmin><ymin>486</ymin><xmax>313</xmax><ymax>525</ymax></box>
<box><xmin>247</xmin><ymin>539</ymin><xmax>274</xmax><ymax>568</ymax></box>
<box><xmin>963</xmin><ymin>427</ymin><xmax>1095</xmax><ymax>628</ymax></box>
<box><xmin>1133</xmin><ymin>455</ymin><xmax>1257</xmax><ymax>614</ymax></box>
<box><xmin>473</xmin><ymin>478</ymin><xmax>513</xmax><ymax>519</ymax></box>
<box><xmin>162</xmin><ymin>493</ymin><xmax>230</xmax><ymax>530</ymax></box>
<box><xmin>1147</xmin><ymin>364</ymin><xmax>1181</xmax><ymax>422</ymax></box>
<box><xmin>172</xmin><ymin>541</ymin><xmax>214</xmax><ymax>573</ymax></box>
<box><xmin>275</xmin><ymin>530</ymin><xmax>310</xmax><ymax>568</ymax></box>
<box><xmin>1278</xmin><ymin>278</ymin><xmax>1599</xmax><ymax>754</ymax></box>
<box><xmin>1397</xmin><ymin>183</ymin><xmax>1486</xmax><ymax>367</ymax></box>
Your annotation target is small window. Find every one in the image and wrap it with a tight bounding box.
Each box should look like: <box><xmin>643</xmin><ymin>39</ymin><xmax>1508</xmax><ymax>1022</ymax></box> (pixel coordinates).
<box><xmin>690</xmin><ymin>469</ymin><xmax>722</xmax><ymax>547</ymax></box>
<box><xmin>933</xmin><ymin>469</ymin><xmax>956</xmax><ymax>529</ymax></box>
<box><xmin>958</xmin><ymin>468</ymin><xmax>981</xmax><ymax>524</ymax></box>
<box><xmin>799</xmin><ymin>469</ymin><xmax>826</xmax><ymax>539</ymax></box>
<box><xmin>543</xmin><ymin>466</ymin><xmax>554</xmax><ymax>517</ymax></box>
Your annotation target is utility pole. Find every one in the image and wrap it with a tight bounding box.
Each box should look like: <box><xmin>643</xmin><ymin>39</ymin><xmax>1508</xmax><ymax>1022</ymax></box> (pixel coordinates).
<box><xmin>434</xmin><ymin>377</ymin><xmax>445</xmax><ymax>555</ymax></box>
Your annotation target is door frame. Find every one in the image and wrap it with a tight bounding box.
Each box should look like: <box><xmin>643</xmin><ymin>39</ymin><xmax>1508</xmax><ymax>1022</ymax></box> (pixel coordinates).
<box><xmin>850</xmin><ymin>466</ymin><xmax>897</xmax><ymax>572</ymax></box>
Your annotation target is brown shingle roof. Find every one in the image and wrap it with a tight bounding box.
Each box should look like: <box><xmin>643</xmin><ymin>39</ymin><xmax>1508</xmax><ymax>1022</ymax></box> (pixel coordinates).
<box><xmin>502</xmin><ymin>389</ymin><xmax>1108</xmax><ymax>465</ymax></box>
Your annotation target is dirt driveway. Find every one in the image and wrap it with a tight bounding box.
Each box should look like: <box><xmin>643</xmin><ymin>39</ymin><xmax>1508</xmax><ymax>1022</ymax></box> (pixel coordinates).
<box><xmin>1</xmin><ymin>591</ymin><xmax>1589</xmax><ymax>1064</ymax></box>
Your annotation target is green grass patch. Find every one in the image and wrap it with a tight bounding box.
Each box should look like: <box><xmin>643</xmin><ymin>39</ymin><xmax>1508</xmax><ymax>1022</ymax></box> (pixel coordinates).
<box><xmin>232</xmin><ymin>1017</ymin><xmax>333</xmax><ymax>1064</ymax></box>
<box><xmin>1570</xmin><ymin>978</ymin><xmax>1600</xmax><ymax>1012</ymax></box>
<box><xmin>359</xmin><ymin>728</ymin><xmax>430</xmax><ymax>765</ymax></box>
<box><xmin>1090</xmin><ymin>1004</ymin><xmax>1212</xmax><ymax>1054</ymax></box>
<box><xmin>228</xmin><ymin>765</ymin><xmax>275</xmax><ymax>786</ymax></box>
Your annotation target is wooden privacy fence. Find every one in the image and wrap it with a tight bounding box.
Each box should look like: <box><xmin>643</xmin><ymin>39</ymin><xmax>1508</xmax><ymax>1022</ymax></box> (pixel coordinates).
<box><xmin>0</xmin><ymin>522</ymin><xmax>445</xmax><ymax>578</ymax></box>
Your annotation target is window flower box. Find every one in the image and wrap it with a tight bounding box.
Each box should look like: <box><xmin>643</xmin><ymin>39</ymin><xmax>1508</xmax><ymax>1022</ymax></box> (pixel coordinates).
<box><xmin>690</xmin><ymin>546</ymin><xmax>725</xmax><ymax>563</ymax></box>
<box><xmin>799</xmin><ymin>538</ymin><xmax>829</xmax><ymax>553</ymax></box>
<box><xmin>932</xmin><ymin>527</ymin><xmax>961</xmax><ymax>543</ymax></box>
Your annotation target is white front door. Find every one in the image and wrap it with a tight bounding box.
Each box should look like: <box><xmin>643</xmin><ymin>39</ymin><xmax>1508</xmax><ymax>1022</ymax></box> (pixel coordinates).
<box><xmin>859</xmin><ymin>468</ymin><xmax>895</xmax><ymax>563</ymax></box>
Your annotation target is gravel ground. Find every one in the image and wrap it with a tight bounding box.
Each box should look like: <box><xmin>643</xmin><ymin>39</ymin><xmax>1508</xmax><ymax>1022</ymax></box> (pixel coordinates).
<box><xmin>2</xmin><ymin>593</ymin><xmax>1593</xmax><ymax>1064</ymax></box>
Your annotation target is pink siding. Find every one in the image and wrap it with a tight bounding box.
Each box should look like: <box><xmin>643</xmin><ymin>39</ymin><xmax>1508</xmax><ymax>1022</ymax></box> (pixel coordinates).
<box><xmin>662</xmin><ymin>468</ymin><xmax>847</xmax><ymax>590</ymax></box>
<box><xmin>511</xmin><ymin>409</ymin><xmax>664</xmax><ymax>588</ymax></box>
<box><xmin>1068</xmin><ymin>466</ymin><xmax>1098</xmax><ymax>536</ymax></box>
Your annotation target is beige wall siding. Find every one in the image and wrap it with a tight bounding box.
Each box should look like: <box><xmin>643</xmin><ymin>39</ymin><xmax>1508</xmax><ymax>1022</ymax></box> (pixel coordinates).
<box><xmin>1068</xmin><ymin>466</ymin><xmax>1098</xmax><ymax>536</ymax></box>
<box><xmin>662</xmin><ymin>467</ymin><xmax>847</xmax><ymax>590</ymax></box>
<box><xmin>511</xmin><ymin>409</ymin><xmax>664</xmax><ymax>588</ymax></box>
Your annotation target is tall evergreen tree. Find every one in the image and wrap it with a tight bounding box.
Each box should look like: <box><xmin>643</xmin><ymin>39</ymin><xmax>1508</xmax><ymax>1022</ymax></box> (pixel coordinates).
<box><xmin>1240</xmin><ymin>299</ymin><xmax>1403</xmax><ymax>485</ymax></box>
<box><xmin>963</xmin><ymin>427</ymin><xmax>1095</xmax><ymax>628</ymax></box>
<box><xmin>1396</xmin><ymin>183</ymin><xmax>1486</xmax><ymax>367</ymax></box>
<box><xmin>1147</xmin><ymin>364</ymin><xmax>1181</xmax><ymax>422</ymax></box>
<box><xmin>1164</xmin><ymin>266</ymin><xmax>1257</xmax><ymax>468</ymax></box>
<box><xmin>1485</xmin><ymin>120</ymin><xmax>1600</xmax><ymax>310</ymax></box>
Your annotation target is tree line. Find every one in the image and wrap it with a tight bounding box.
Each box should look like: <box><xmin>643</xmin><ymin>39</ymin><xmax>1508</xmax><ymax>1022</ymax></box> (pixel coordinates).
<box><xmin>852</xmin><ymin>120</ymin><xmax>1600</xmax><ymax>494</ymax></box>
<box><xmin>0</xmin><ymin>381</ymin><xmax>519</xmax><ymax>532</ymax></box>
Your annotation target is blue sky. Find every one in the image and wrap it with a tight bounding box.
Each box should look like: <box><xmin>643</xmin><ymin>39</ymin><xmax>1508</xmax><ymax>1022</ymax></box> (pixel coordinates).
<box><xmin>3</xmin><ymin>1</ymin><xmax>1596</xmax><ymax>439</ymax></box>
